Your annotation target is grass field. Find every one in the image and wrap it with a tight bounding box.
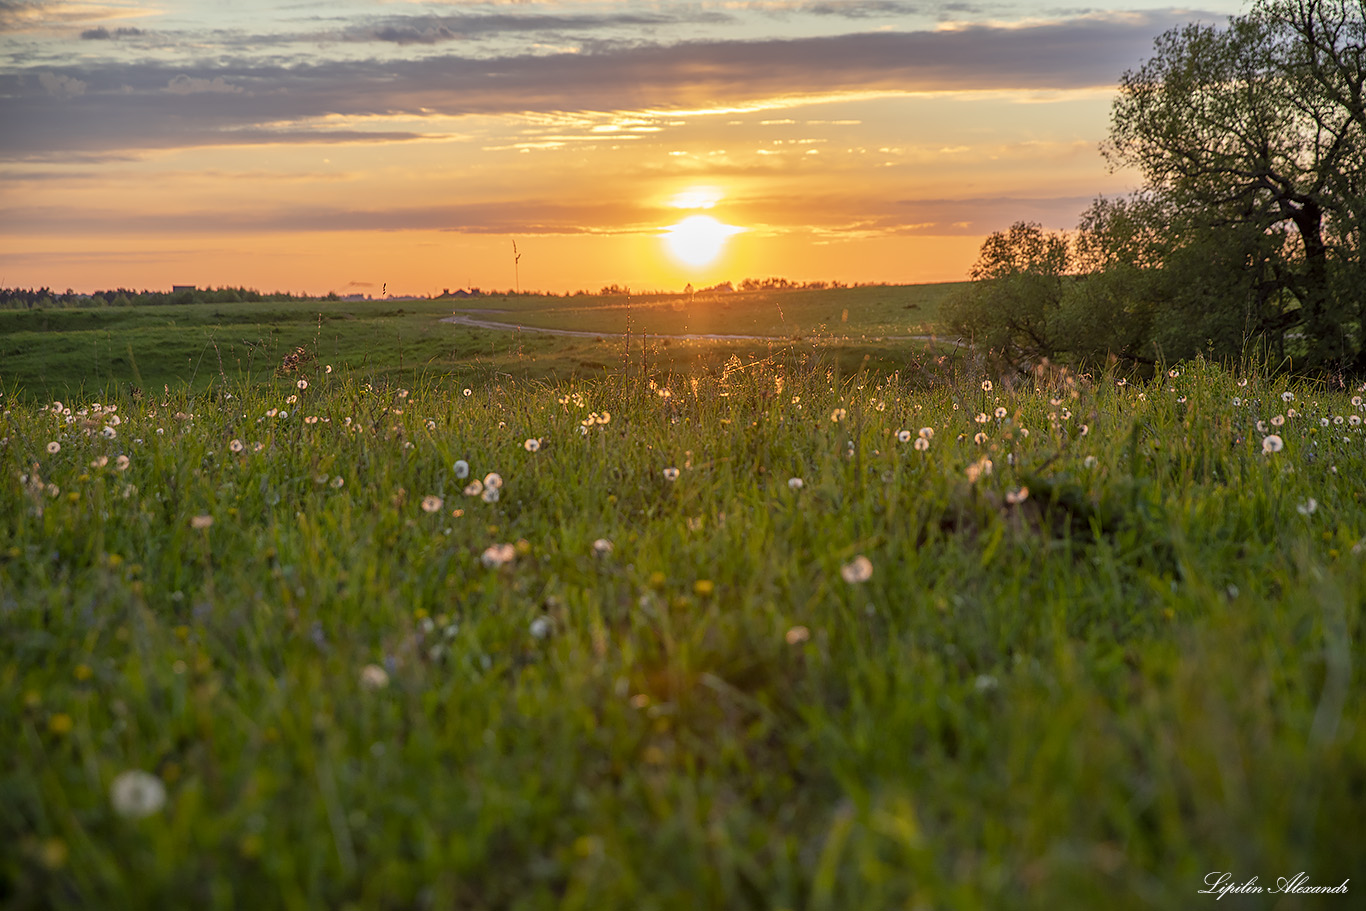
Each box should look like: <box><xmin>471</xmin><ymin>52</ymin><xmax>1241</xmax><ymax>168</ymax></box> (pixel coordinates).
<box><xmin>0</xmin><ymin>284</ymin><xmax>964</xmax><ymax>400</ymax></box>
<box><xmin>2</xmin><ymin>339</ymin><xmax>1363</xmax><ymax>908</ymax></box>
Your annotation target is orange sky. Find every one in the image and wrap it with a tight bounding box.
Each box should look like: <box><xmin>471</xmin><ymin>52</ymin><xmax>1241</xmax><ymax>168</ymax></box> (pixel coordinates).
<box><xmin>1</xmin><ymin>1</ymin><xmax>1247</xmax><ymax>296</ymax></box>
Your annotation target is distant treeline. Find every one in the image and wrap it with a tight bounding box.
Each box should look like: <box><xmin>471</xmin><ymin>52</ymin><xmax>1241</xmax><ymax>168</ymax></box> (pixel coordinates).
<box><xmin>0</xmin><ymin>286</ymin><xmax>326</xmax><ymax>310</ymax></box>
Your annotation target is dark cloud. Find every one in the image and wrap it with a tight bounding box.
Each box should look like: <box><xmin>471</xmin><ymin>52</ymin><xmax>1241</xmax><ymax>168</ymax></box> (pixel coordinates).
<box><xmin>338</xmin><ymin>10</ymin><xmax>717</xmax><ymax>45</ymax></box>
<box><xmin>1</xmin><ymin>12</ymin><xmax>1216</xmax><ymax>158</ymax></box>
<box><xmin>80</xmin><ymin>27</ymin><xmax>144</xmax><ymax>40</ymax></box>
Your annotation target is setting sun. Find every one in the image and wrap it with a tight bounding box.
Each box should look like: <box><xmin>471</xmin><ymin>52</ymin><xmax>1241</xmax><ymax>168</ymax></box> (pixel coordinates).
<box><xmin>663</xmin><ymin>215</ymin><xmax>744</xmax><ymax>269</ymax></box>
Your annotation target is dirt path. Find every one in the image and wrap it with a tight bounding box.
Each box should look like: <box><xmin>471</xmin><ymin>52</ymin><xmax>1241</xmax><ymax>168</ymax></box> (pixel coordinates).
<box><xmin>440</xmin><ymin>311</ymin><xmax>961</xmax><ymax>345</ymax></box>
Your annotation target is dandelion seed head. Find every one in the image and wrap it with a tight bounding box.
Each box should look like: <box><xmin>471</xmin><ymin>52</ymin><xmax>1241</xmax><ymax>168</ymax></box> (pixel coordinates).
<box><xmin>913</xmin><ymin>437</ymin><xmax>929</xmax><ymax>451</ymax></box>
<box><xmin>523</xmin><ymin>438</ymin><xmax>540</xmax><ymax>452</ymax></box>
<box><xmin>530</xmin><ymin>616</ymin><xmax>554</xmax><ymax>640</ymax></box>
<box><xmin>46</xmin><ymin>441</ymin><xmax>60</xmax><ymax>454</ymax></box>
<box><xmin>110</xmin><ymin>770</ymin><xmax>167</xmax><ymax>820</ymax></box>
<box><xmin>360</xmin><ymin>664</ymin><xmax>389</xmax><ymax>690</ymax></box>
<box><xmin>1262</xmin><ymin>434</ymin><xmax>1284</xmax><ymax>453</ymax></box>
<box><xmin>453</xmin><ymin>460</ymin><xmax>469</xmax><ymax>478</ymax></box>
<box><xmin>663</xmin><ymin>467</ymin><xmax>680</xmax><ymax>482</ymax></box>
<box><xmin>421</xmin><ymin>495</ymin><xmax>443</xmax><ymax>513</ymax></box>
<box><xmin>840</xmin><ymin>555</ymin><xmax>873</xmax><ymax>584</ymax></box>
<box><xmin>785</xmin><ymin>625</ymin><xmax>811</xmax><ymax>645</ymax></box>
<box><xmin>788</xmin><ymin>477</ymin><xmax>804</xmax><ymax>490</ymax></box>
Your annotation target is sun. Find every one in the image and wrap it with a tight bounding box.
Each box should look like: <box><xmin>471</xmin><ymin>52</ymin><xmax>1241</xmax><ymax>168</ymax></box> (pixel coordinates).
<box><xmin>663</xmin><ymin>215</ymin><xmax>743</xmax><ymax>268</ymax></box>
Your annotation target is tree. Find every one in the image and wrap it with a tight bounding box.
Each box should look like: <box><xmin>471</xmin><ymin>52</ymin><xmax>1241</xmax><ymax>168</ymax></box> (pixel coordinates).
<box><xmin>1104</xmin><ymin>0</ymin><xmax>1366</xmax><ymax>369</ymax></box>
<box><xmin>945</xmin><ymin>221</ymin><xmax>1072</xmax><ymax>370</ymax></box>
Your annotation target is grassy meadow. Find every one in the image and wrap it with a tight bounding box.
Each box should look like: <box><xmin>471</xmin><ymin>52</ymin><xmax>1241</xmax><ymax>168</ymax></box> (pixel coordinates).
<box><xmin>0</xmin><ymin>284</ymin><xmax>961</xmax><ymax>401</ymax></box>
<box><xmin>2</xmin><ymin>289</ymin><xmax>1364</xmax><ymax>908</ymax></box>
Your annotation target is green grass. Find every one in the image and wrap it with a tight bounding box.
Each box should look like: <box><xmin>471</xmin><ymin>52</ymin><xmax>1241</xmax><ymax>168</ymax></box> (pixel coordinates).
<box><xmin>2</xmin><ymin>356</ymin><xmax>1363</xmax><ymax>909</ymax></box>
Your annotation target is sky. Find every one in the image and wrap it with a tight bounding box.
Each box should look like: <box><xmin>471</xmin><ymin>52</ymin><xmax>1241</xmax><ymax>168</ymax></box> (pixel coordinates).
<box><xmin>1</xmin><ymin>0</ymin><xmax>1249</xmax><ymax>296</ymax></box>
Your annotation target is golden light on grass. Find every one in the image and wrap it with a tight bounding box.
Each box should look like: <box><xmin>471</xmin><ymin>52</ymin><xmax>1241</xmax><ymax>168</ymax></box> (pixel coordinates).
<box><xmin>662</xmin><ymin>215</ymin><xmax>744</xmax><ymax>268</ymax></box>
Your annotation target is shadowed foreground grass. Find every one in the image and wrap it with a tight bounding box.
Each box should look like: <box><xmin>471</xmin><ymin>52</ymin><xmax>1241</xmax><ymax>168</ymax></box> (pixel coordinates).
<box><xmin>1</xmin><ymin>358</ymin><xmax>1363</xmax><ymax>909</ymax></box>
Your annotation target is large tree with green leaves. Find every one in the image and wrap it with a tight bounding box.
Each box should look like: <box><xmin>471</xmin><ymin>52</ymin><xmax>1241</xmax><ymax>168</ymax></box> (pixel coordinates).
<box><xmin>1103</xmin><ymin>0</ymin><xmax>1366</xmax><ymax>370</ymax></box>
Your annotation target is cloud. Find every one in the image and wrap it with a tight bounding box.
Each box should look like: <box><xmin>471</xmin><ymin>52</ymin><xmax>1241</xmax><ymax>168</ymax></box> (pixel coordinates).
<box><xmin>2</xmin><ymin>11</ymin><xmax>1220</xmax><ymax>157</ymax></box>
<box><xmin>166</xmin><ymin>75</ymin><xmax>243</xmax><ymax>95</ymax></box>
<box><xmin>80</xmin><ymin>26</ymin><xmax>144</xmax><ymax>40</ymax></box>
<box><xmin>37</xmin><ymin>71</ymin><xmax>84</xmax><ymax>96</ymax></box>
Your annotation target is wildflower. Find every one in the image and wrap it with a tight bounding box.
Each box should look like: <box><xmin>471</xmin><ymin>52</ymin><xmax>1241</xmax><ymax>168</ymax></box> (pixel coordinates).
<box><xmin>110</xmin><ymin>770</ymin><xmax>167</xmax><ymax>820</ymax></box>
<box><xmin>91</xmin><ymin>455</ymin><xmax>108</xmax><ymax>468</ymax></box>
<box><xmin>189</xmin><ymin>514</ymin><xmax>213</xmax><ymax>530</ymax></box>
<box><xmin>913</xmin><ymin>437</ymin><xmax>929</xmax><ymax>451</ymax></box>
<box><xmin>115</xmin><ymin>455</ymin><xmax>130</xmax><ymax>471</ymax></box>
<box><xmin>1168</xmin><ymin>368</ymin><xmax>1179</xmax><ymax>378</ymax></box>
<box><xmin>975</xmin><ymin>412</ymin><xmax>989</xmax><ymax>424</ymax></box>
<box><xmin>596</xmin><ymin>411</ymin><xmax>611</xmax><ymax>425</ymax></box>
<box><xmin>102</xmin><ymin>426</ymin><xmax>117</xmax><ymax>439</ymax></box>
<box><xmin>359</xmin><ymin>664</ymin><xmax>389</xmax><ymax>690</ymax></box>
<box><xmin>1262</xmin><ymin>434</ymin><xmax>1284</xmax><ymax>453</ymax></box>
<box><xmin>530</xmin><ymin>616</ymin><xmax>554</xmax><ymax>640</ymax></box>
<box><xmin>1117</xmin><ymin>378</ymin><xmax>1127</xmax><ymax>387</ymax></box>
<box><xmin>481</xmin><ymin>486</ymin><xmax>500</xmax><ymax>504</ymax></box>
<box><xmin>1334</xmin><ymin>415</ymin><xmax>1344</xmax><ymax>425</ymax></box>
<box><xmin>1282</xmin><ymin>391</ymin><xmax>1295</xmax><ymax>402</ymax></box>
<box><xmin>1005</xmin><ymin>486</ymin><xmax>1030</xmax><ymax>505</ymax></box>
<box><xmin>1271</xmin><ymin>414</ymin><xmax>1285</xmax><ymax>426</ymax></box>
<box><xmin>1321</xmin><ymin>418</ymin><xmax>1330</xmax><ymax>427</ymax></box>
<box><xmin>840</xmin><ymin>555</ymin><xmax>873</xmax><ymax>584</ymax></box>
<box><xmin>421</xmin><ymin>495</ymin><xmax>443</xmax><ymax>513</ymax></box>
<box><xmin>297</xmin><ymin>379</ymin><xmax>308</xmax><ymax>390</ymax></box>
<box><xmin>973</xmin><ymin>432</ymin><xmax>987</xmax><ymax>445</ymax></box>
<box><xmin>305</xmin><ymin>416</ymin><xmax>319</xmax><ymax>425</ymax></box>
<box><xmin>453</xmin><ymin>460</ymin><xmax>469</xmax><ymax>478</ymax></box>
<box><xmin>463</xmin><ymin>388</ymin><xmax>472</xmax><ymax>397</ymax></box>
<box><xmin>481</xmin><ymin>543</ymin><xmax>515</xmax><ymax>568</ymax></box>
<box><xmin>592</xmin><ymin>538</ymin><xmax>613</xmax><ymax>556</ymax></box>
<box><xmin>279</xmin><ymin>411</ymin><xmax>288</xmax><ymax>419</ymax></box>
<box><xmin>483</xmin><ymin>472</ymin><xmax>503</xmax><ymax>490</ymax></box>
<box><xmin>47</xmin><ymin>441</ymin><xmax>60</xmax><ymax>454</ymax></box>
<box><xmin>663</xmin><ymin>467</ymin><xmax>680</xmax><ymax>482</ymax></box>
<box><xmin>325</xmin><ymin>365</ymin><xmax>333</xmax><ymax>374</ymax></box>
<box><xmin>463</xmin><ymin>479</ymin><xmax>484</xmax><ymax>496</ymax></box>
<box><xmin>229</xmin><ymin>439</ymin><xmax>243</xmax><ymax>453</ymax></box>
<box><xmin>1352</xmin><ymin>396</ymin><xmax>1362</xmax><ymax>408</ymax></box>
<box><xmin>788</xmin><ymin>477</ymin><xmax>804</xmax><ymax>490</ymax></box>
<box><xmin>1256</xmin><ymin>420</ymin><xmax>1268</xmax><ymax>433</ymax></box>
<box><xmin>330</xmin><ymin>476</ymin><xmax>344</xmax><ymax>489</ymax></box>
<box><xmin>897</xmin><ymin>429</ymin><xmax>912</xmax><ymax>443</ymax></box>
<box><xmin>1232</xmin><ymin>397</ymin><xmax>1242</xmax><ymax>406</ymax></box>
<box><xmin>785</xmin><ymin>625</ymin><xmax>811</xmax><ymax>645</ymax></box>
<box><xmin>1297</xmin><ymin>498</ymin><xmax>1318</xmax><ymax>516</ymax></box>
<box><xmin>1079</xmin><ymin>424</ymin><xmax>1089</xmax><ymax>436</ymax></box>
<box><xmin>286</xmin><ymin>395</ymin><xmax>298</xmax><ymax>405</ymax></box>
<box><xmin>965</xmin><ymin>457</ymin><xmax>993</xmax><ymax>482</ymax></box>
<box><xmin>981</xmin><ymin>380</ymin><xmax>993</xmax><ymax>392</ymax></box>
<box><xmin>994</xmin><ymin>407</ymin><xmax>1007</xmax><ymax>419</ymax></box>
<box><xmin>524</xmin><ymin>438</ymin><xmax>540</xmax><ymax>452</ymax></box>
<box><xmin>830</xmin><ymin>408</ymin><xmax>846</xmax><ymax>422</ymax></box>
<box><xmin>694</xmin><ymin>579</ymin><xmax>715</xmax><ymax>597</ymax></box>
<box><xmin>1083</xmin><ymin>455</ymin><xmax>1098</xmax><ymax>469</ymax></box>
<box><xmin>918</xmin><ymin>427</ymin><xmax>934</xmax><ymax>440</ymax></box>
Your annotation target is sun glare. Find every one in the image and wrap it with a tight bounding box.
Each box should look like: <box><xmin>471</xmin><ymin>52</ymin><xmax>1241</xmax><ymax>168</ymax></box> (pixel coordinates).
<box><xmin>663</xmin><ymin>215</ymin><xmax>743</xmax><ymax>268</ymax></box>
